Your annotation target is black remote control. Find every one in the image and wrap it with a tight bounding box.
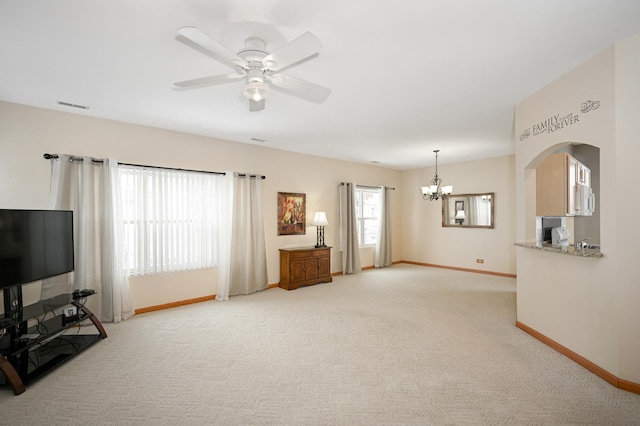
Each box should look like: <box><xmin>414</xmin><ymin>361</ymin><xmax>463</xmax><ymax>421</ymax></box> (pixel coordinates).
<box><xmin>73</xmin><ymin>289</ymin><xmax>96</xmax><ymax>299</ymax></box>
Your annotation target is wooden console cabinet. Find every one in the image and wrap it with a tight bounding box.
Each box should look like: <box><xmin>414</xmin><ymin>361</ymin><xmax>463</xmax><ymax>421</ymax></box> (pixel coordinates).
<box><xmin>279</xmin><ymin>247</ymin><xmax>332</xmax><ymax>290</ymax></box>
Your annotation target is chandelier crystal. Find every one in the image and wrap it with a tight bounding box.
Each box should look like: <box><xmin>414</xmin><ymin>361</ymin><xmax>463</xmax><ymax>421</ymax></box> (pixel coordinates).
<box><xmin>421</xmin><ymin>149</ymin><xmax>453</xmax><ymax>201</ymax></box>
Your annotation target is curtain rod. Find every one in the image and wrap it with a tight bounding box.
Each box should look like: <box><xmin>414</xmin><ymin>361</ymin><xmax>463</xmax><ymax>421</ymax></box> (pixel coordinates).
<box><xmin>340</xmin><ymin>182</ymin><xmax>395</xmax><ymax>190</ymax></box>
<box><xmin>43</xmin><ymin>153</ymin><xmax>266</xmax><ymax>179</ymax></box>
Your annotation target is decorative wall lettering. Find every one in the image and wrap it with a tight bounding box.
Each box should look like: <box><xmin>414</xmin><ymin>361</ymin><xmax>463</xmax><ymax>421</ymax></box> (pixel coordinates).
<box><xmin>519</xmin><ymin>100</ymin><xmax>600</xmax><ymax>141</ymax></box>
<box><xmin>580</xmin><ymin>100</ymin><xmax>600</xmax><ymax>113</ymax></box>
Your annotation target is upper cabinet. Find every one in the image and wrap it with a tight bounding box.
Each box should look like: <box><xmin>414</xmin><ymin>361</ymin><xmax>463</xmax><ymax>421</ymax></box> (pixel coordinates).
<box><xmin>536</xmin><ymin>152</ymin><xmax>595</xmax><ymax>217</ymax></box>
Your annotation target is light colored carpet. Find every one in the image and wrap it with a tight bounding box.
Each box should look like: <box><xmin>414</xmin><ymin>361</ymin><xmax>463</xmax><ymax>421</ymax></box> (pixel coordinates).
<box><xmin>2</xmin><ymin>264</ymin><xmax>639</xmax><ymax>425</ymax></box>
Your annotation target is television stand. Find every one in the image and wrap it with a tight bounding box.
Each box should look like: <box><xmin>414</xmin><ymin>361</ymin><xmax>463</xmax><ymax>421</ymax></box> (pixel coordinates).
<box><xmin>1</xmin><ymin>290</ymin><xmax>107</xmax><ymax>395</ymax></box>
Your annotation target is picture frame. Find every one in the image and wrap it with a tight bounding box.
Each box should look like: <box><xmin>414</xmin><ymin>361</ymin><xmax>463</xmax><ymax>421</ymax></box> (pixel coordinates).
<box><xmin>455</xmin><ymin>200</ymin><xmax>464</xmax><ymax>212</ymax></box>
<box><xmin>277</xmin><ymin>192</ymin><xmax>306</xmax><ymax>235</ymax></box>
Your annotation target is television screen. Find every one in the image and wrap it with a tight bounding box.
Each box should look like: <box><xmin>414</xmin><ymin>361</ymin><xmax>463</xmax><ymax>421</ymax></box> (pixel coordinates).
<box><xmin>0</xmin><ymin>209</ymin><xmax>74</xmax><ymax>290</ymax></box>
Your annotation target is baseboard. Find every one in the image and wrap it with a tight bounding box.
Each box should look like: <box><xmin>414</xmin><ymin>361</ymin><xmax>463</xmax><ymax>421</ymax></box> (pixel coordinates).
<box><xmin>516</xmin><ymin>320</ymin><xmax>640</xmax><ymax>395</ymax></box>
<box><xmin>400</xmin><ymin>260</ymin><xmax>517</xmax><ymax>278</ymax></box>
<box><xmin>618</xmin><ymin>379</ymin><xmax>640</xmax><ymax>394</ymax></box>
<box><xmin>331</xmin><ymin>266</ymin><xmax>376</xmax><ymax>276</ymax></box>
<box><xmin>137</xmin><ymin>284</ymin><xmax>282</xmax><ymax>314</ymax></box>
<box><xmin>331</xmin><ymin>261</ymin><xmax>404</xmax><ymax>276</ymax></box>
<box><xmin>135</xmin><ymin>295</ymin><xmax>216</xmax><ymax>314</ymax></box>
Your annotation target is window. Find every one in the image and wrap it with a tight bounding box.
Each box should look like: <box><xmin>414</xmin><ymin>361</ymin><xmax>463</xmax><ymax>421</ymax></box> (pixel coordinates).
<box><xmin>355</xmin><ymin>187</ymin><xmax>380</xmax><ymax>247</ymax></box>
<box><xmin>119</xmin><ymin>166</ymin><xmax>222</xmax><ymax>276</ymax></box>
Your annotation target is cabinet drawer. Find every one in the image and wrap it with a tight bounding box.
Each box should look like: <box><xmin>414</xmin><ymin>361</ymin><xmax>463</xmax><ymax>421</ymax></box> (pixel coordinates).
<box><xmin>290</xmin><ymin>251</ymin><xmax>311</xmax><ymax>259</ymax></box>
<box><xmin>290</xmin><ymin>249</ymin><xmax>328</xmax><ymax>259</ymax></box>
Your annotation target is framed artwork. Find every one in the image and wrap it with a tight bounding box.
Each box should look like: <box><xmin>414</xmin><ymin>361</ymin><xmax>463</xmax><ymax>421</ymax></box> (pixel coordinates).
<box><xmin>455</xmin><ymin>200</ymin><xmax>464</xmax><ymax>212</ymax></box>
<box><xmin>277</xmin><ymin>192</ymin><xmax>306</xmax><ymax>235</ymax></box>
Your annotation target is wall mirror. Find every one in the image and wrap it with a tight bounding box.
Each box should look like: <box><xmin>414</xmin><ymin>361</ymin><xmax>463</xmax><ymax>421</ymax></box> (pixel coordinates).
<box><xmin>442</xmin><ymin>193</ymin><xmax>495</xmax><ymax>228</ymax></box>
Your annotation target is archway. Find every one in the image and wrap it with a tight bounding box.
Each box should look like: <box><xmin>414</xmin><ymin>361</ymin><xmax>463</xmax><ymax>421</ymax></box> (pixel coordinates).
<box><xmin>525</xmin><ymin>142</ymin><xmax>600</xmax><ymax>247</ymax></box>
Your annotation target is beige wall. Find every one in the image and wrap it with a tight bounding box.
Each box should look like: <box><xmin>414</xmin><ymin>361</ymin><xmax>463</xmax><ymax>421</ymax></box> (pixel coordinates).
<box><xmin>0</xmin><ymin>100</ymin><xmax>519</xmax><ymax>316</ymax></box>
<box><xmin>514</xmin><ymin>35</ymin><xmax>640</xmax><ymax>384</ymax></box>
<box><xmin>401</xmin><ymin>155</ymin><xmax>516</xmax><ymax>275</ymax></box>
<box><xmin>614</xmin><ymin>34</ymin><xmax>640</xmax><ymax>384</ymax></box>
<box><xmin>0</xmin><ymin>101</ymin><xmax>403</xmax><ymax>310</ymax></box>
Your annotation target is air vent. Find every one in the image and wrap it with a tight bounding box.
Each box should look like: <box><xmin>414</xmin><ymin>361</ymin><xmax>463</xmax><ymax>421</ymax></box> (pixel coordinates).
<box><xmin>57</xmin><ymin>101</ymin><xmax>89</xmax><ymax>110</ymax></box>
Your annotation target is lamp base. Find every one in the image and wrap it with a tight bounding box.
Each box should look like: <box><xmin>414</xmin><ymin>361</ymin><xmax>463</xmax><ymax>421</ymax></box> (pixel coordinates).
<box><xmin>315</xmin><ymin>226</ymin><xmax>326</xmax><ymax>248</ymax></box>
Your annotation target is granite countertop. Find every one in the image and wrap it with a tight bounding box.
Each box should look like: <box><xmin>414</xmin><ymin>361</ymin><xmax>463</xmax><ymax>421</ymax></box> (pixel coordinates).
<box><xmin>514</xmin><ymin>242</ymin><xmax>603</xmax><ymax>258</ymax></box>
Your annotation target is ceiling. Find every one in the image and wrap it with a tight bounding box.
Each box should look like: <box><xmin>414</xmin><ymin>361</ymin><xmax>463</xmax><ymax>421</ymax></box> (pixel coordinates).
<box><xmin>2</xmin><ymin>1</ymin><xmax>640</xmax><ymax>170</ymax></box>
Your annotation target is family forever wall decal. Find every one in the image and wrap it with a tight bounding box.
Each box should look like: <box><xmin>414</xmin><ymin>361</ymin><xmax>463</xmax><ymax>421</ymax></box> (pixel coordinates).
<box><xmin>519</xmin><ymin>100</ymin><xmax>601</xmax><ymax>141</ymax></box>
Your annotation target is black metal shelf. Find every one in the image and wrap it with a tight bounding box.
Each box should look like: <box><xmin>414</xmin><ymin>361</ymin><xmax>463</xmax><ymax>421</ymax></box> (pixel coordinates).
<box><xmin>1</xmin><ymin>292</ymin><xmax>107</xmax><ymax>395</ymax></box>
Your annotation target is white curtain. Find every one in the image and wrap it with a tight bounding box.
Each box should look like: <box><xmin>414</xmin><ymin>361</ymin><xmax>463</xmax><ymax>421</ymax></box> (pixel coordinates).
<box><xmin>469</xmin><ymin>196</ymin><xmax>491</xmax><ymax>226</ymax></box>
<box><xmin>375</xmin><ymin>186</ymin><xmax>392</xmax><ymax>268</ymax></box>
<box><xmin>101</xmin><ymin>159</ymin><xmax>131</xmax><ymax>322</ymax></box>
<box><xmin>215</xmin><ymin>173</ymin><xmax>234</xmax><ymax>301</ymax></box>
<box><xmin>43</xmin><ymin>155</ymin><xmax>134</xmax><ymax>323</ymax></box>
<box><xmin>339</xmin><ymin>182</ymin><xmax>361</xmax><ymax>274</ymax></box>
<box><xmin>228</xmin><ymin>174</ymin><xmax>268</xmax><ymax>296</ymax></box>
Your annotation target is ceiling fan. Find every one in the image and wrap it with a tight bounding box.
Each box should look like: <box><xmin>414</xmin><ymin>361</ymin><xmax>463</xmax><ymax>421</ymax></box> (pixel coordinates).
<box><xmin>175</xmin><ymin>26</ymin><xmax>331</xmax><ymax>112</ymax></box>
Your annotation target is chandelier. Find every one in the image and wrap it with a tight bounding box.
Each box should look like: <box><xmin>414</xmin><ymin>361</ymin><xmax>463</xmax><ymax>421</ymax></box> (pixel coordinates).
<box><xmin>421</xmin><ymin>149</ymin><xmax>452</xmax><ymax>201</ymax></box>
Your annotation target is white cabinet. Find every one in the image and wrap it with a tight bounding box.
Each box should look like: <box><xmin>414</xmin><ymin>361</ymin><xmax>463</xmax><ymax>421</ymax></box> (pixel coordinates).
<box><xmin>567</xmin><ymin>155</ymin><xmax>578</xmax><ymax>216</ymax></box>
<box><xmin>536</xmin><ymin>152</ymin><xmax>593</xmax><ymax>217</ymax></box>
<box><xmin>576</xmin><ymin>160</ymin><xmax>595</xmax><ymax>216</ymax></box>
<box><xmin>577</xmin><ymin>162</ymin><xmax>591</xmax><ymax>186</ymax></box>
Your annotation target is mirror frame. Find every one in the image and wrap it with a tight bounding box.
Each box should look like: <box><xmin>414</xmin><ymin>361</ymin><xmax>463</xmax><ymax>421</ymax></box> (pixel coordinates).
<box><xmin>442</xmin><ymin>192</ymin><xmax>495</xmax><ymax>229</ymax></box>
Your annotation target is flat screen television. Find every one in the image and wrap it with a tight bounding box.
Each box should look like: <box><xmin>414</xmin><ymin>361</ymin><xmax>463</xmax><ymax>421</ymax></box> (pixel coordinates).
<box><xmin>0</xmin><ymin>209</ymin><xmax>74</xmax><ymax>291</ymax></box>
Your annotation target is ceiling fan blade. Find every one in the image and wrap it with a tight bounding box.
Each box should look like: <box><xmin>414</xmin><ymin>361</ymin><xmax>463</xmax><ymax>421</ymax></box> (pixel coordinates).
<box><xmin>177</xmin><ymin>26</ymin><xmax>247</xmax><ymax>69</ymax></box>
<box><xmin>249</xmin><ymin>99</ymin><xmax>265</xmax><ymax>112</ymax></box>
<box><xmin>269</xmin><ymin>74</ymin><xmax>331</xmax><ymax>103</ymax></box>
<box><xmin>174</xmin><ymin>73</ymin><xmax>244</xmax><ymax>88</ymax></box>
<box><xmin>262</xmin><ymin>32</ymin><xmax>322</xmax><ymax>71</ymax></box>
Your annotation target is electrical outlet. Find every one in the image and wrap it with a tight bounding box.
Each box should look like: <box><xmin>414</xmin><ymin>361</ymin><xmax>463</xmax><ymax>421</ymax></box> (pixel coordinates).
<box><xmin>476</xmin><ymin>259</ymin><xmax>484</xmax><ymax>264</ymax></box>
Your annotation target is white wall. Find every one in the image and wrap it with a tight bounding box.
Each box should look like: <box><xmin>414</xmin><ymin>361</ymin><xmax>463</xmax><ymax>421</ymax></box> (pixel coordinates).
<box><xmin>0</xmin><ymin>101</ymin><xmax>402</xmax><ymax>311</ymax></box>
<box><xmin>401</xmin><ymin>155</ymin><xmax>516</xmax><ymax>275</ymax></box>
<box><xmin>515</xmin><ymin>35</ymin><xmax>640</xmax><ymax>384</ymax></box>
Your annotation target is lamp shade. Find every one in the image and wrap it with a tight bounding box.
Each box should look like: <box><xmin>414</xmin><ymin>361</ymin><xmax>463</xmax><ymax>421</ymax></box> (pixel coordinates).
<box><xmin>455</xmin><ymin>210</ymin><xmax>466</xmax><ymax>219</ymax></box>
<box><xmin>422</xmin><ymin>185</ymin><xmax>437</xmax><ymax>195</ymax></box>
<box><xmin>311</xmin><ymin>211</ymin><xmax>329</xmax><ymax>227</ymax></box>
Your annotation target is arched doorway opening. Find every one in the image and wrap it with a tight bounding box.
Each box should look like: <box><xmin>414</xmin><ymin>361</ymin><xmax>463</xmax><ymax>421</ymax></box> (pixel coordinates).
<box><xmin>527</xmin><ymin>142</ymin><xmax>600</xmax><ymax>247</ymax></box>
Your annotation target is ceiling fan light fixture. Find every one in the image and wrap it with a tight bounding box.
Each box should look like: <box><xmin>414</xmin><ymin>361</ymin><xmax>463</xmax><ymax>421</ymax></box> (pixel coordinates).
<box><xmin>243</xmin><ymin>82</ymin><xmax>270</xmax><ymax>102</ymax></box>
<box><xmin>175</xmin><ymin>26</ymin><xmax>330</xmax><ymax>111</ymax></box>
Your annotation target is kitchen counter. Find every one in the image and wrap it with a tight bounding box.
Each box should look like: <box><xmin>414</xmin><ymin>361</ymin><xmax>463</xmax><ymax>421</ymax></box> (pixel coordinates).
<box><xmin>514</xmin><ymin>242</ymin><xmax>603</xmax><ymax>258</ymax></box>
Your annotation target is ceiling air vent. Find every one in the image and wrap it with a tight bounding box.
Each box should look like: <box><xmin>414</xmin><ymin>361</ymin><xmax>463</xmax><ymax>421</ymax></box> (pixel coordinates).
<box><xmin>57</xmin><ymin>101</ymin><xmax>89</xmax><ymax>110</ymax></box>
